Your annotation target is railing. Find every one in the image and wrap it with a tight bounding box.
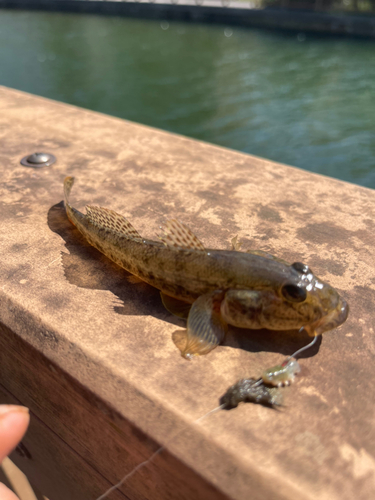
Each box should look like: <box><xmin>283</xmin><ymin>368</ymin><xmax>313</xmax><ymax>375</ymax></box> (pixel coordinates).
<box><xmin>0</xmin><ymin>84</ymin><xmax>374</xmax><ymax>500</ymax></box>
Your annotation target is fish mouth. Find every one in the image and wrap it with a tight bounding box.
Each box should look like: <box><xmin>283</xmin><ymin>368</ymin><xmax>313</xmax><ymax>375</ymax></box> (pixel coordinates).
<box><xmin>334</xmin><ymin>296</ymin><xmax>349</xmax><ymax>326</ymax></box>
<box><xmin>305</xmin><ymin>296</ymin><xmax>349</xmax><ymax>337</ymax></box>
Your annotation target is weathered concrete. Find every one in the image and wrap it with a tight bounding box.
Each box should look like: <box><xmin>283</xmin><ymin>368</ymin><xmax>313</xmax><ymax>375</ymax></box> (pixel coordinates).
<box><xmin>1</xmin><ymin>0</ymin><xmax>375</xmax><ymax>38</ymax></box>
<box><xmin>0</xmin><ymin>85</ymin><xmax>375</xmax><ymax>500</ymax></box>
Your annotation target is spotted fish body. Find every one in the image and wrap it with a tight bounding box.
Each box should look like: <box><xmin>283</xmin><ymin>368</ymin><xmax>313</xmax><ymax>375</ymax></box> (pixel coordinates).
<box><xmin>63</xmin><ymin>177</ymin><xmax>349</xmax><ymax>358</ymax></box>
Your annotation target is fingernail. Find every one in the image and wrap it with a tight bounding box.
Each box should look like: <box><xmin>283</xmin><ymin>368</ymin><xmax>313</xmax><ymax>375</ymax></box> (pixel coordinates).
<box><xmin>0</xmin><ymin>405</ymin><xmax>29</xmax><ymax>417</ymax></box>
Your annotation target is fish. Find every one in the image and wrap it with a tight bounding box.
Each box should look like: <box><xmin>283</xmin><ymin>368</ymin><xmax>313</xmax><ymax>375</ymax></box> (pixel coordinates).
<box><xmin>63</xmin><ymin>176</ymin><xmax>349</xmax><ymax>359</ymax></box>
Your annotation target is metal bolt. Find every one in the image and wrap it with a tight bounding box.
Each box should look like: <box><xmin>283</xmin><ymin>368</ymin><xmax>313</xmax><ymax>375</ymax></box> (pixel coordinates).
<box><xmin>20</xmin><ymin>152</ymin><xmax>56</xmax><ymax>168</ymax></box>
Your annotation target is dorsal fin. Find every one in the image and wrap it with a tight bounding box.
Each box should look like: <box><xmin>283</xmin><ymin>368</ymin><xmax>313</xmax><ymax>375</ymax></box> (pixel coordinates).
<box><xmin>231</xmin><ymin>235</ymin><xmax>243</xmax><ymax>251</ymax></box>
<box><xmin>160</xmin><ymin>219</ymin><xmax>205</xmax><ymax>251</ymax></box>
<box><xmin>86</xmin><ymin>205</ymin><xmax>142</xmax><ymax>239</ymax></box>
<box><xmin>64</xmin><ymin>176</ymin><xmax>75</xmax><ymax>207</ymax></box>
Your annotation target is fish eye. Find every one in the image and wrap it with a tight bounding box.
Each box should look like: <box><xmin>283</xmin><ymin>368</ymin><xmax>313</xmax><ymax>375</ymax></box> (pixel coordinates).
<box><xmin>281</xmin><ymin>283</ymin><xmax>307</xmax><ymax>303</ymax></box>
<box><xmin>291</xmin><ymin>262</ymin><xmax>310</xmax><ymax>275</ymax></box>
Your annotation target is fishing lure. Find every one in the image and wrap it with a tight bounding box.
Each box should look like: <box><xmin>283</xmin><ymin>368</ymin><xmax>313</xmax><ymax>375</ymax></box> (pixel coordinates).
<box><xmin>221</xmin><ymin>334</ymin><xmax>319</xmax><ymax>410</ymax></box>
<box><xmin>94</xmin><ymin>335</ymin><xmax>318</xmax><ymax>500</ymax></box>
<box><xmin>64</xmin><ymin>177</ymin><xmax>348</xmax><ymax>359</ymax></box>
<box><xmin>261</xmin><ymin>359</ymin><xmax>301</xmax><ymax>387</ymax></box>
<box><xmin>220</xmin><ymin>378</ymin><xmax>282</xmax><ymax>409</ymax></box>
<box><xmin>260</xmin><ymin>333</ymin><xmax>319</xmax><ymax>387</ymax></box>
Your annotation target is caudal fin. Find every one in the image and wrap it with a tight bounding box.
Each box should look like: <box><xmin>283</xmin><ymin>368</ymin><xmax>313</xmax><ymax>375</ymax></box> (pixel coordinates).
<box><xmin>64</xmin><ymin>176</ymin><xmax>75</xmax><ymax>207</ymax></box>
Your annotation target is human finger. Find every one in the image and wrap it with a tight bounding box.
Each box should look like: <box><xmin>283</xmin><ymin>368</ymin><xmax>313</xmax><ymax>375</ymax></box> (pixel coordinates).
<box><xmin>0</xmin><ymin>406</ymin><xmax>30</xmax><ymax>462</ymax></box>
<box><xmin>0</xmin><ymin>482</ymin><xmax>21</xmax><ymax>500</ymax></box>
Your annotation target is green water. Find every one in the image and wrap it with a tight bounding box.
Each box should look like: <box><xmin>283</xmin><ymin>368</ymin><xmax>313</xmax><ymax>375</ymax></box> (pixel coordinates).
<box><xmin>0</xmin><ymin>9</ymin><xmax>374</xmax><ymax>187</ymax></box>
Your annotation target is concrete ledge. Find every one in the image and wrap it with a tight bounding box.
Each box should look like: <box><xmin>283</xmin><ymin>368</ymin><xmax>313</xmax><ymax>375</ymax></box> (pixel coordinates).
<box><xmin>0</xmin><ymin>85</ymin><xmax>375</xmax><ymax>499</ymax></box>
<box><xmin>1</xmin><ymin>0</ymin><xmax>375</xmax><ymax>37</ymax></box>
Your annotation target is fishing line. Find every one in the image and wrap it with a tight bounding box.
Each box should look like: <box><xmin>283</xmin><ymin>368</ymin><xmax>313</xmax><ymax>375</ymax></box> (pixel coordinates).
<box><xmin>95</xmin><ymin>404</ymin><xmax>225</xmax><ymax>500</ymax></box>
<box><xmin>96</xmin><ymin>335</ymin><xmax>319</xmax><ymax>498</ymax></box>
<box><xmin>285</xmin><ymin>330</ymin><xmax>319</xmax><ymax>362</ymax></box>
<box><xmin>251</xmin><ymin>331</ymin><xmax>320</xmax><ymax>388</ymax></box>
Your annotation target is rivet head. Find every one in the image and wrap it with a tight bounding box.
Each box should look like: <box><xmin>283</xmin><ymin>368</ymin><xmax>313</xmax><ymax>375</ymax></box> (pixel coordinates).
<box><xmin>21</xmin><ymin>152</ymin><xmax>56</xmax><ymax>168</ymax></box>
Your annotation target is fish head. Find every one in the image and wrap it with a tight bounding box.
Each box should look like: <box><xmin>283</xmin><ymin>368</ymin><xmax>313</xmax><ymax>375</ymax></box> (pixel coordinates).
<box><xmin>291</xmin><ymin>262</ymin><xmax>349</xmax><ymax>336</ymax></box>
<box><xmin>221</xmin><ymin>261</ymin><xmax>349</xmax><ymax>336</ymax></box>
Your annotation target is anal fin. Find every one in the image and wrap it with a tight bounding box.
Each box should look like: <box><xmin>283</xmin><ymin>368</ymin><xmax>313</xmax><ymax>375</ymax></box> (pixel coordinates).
<box><xmin>127</xmin><ymin>274</ymin><xmax>146</xmax><ymax>285</ymax></box>
<box><xmin>160</xmin><ymin>292</ymin><xmax>191</xmax><ymax>319</ymax></box>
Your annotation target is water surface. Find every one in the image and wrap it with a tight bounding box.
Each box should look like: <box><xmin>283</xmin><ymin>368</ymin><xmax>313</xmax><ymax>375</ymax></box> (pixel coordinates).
<box><xmin>0</xmin><ymin>9</ymin><xmax>374</xmax><ymax>187</ymax></box>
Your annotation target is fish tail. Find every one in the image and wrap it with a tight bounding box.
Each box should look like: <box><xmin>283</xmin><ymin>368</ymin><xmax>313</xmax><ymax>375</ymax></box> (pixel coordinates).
<box><xmin>64</xmin><ymin>176</ymin><xmax>75</xmax><ymax>208</ymax></box>
<box><xmin>64</xmin><ymin>176</ymin><xmax>79</xmax><ymax>226</ymax></box>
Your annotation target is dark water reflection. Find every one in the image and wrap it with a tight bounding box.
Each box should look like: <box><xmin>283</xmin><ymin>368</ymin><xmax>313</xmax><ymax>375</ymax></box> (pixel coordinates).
<box><xmin>1</xmin><ymin>9</ymin><xmax>374</xmax><ymax>187</ymax></box>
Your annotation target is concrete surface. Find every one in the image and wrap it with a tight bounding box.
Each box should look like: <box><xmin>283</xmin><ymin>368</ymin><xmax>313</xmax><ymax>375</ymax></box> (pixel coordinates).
<box><xmin>0</xmin><ymin>85</ymin><xmax>375</xmax><ymax>499</ymax></box>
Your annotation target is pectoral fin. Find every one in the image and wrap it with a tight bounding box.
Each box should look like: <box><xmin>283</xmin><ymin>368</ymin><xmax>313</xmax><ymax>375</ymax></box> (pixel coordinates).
<box><xmin>182</xmin><ymin>291</ymin><xmax>227</xmax><ymax>359</ymax></box>
<box><xmin>160</xmin><ymin>292</ymin><xmax>192</xmax><ymax>319</ymax></box>
<box><xmin>221</xmin><ymin>289</ymin><xmax>263</xmax><ymax>329</ymax></box>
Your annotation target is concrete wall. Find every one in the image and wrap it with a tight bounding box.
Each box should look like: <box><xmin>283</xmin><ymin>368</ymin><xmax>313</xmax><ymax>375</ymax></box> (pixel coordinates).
<box><xmin>1</xmin><ymin>0</ymin><xmax>375</xmax><ymax>37</ymax></box>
